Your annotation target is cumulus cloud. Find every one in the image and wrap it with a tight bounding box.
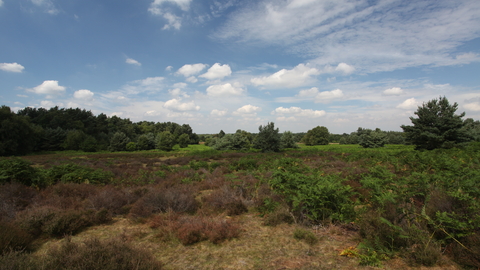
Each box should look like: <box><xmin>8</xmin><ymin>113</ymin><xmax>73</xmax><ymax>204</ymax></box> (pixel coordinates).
<box><xmin>163</xmin><ymin>98</ymin><xmax>200</xmax><ymax>111</ymax></box>
<box><xmin>40</xmin><ymin>100</ymin><xmax>59</xmax><ymax>108</ymax></box>
<box><xmin>297</xmin><ymin>87</ymin><xmax>319</xmax><ymax>97</ymax></box>
<box><xmin>206</xmin><ymin>83</ymin><xmax>245</xmax><ymax>97</ymax></box>
<box><xmin>200</xmin><ymin>63</ymin><xmax>232</xmax><ymax>80</ymax></box>
<box><xmin>251</xmin><ymin>64</ymin><xmax>320</xmax><ymax>88</ymax></box>
<box><xmin>177</xmin><ymin>63</ymin><xmax>207</xmax><ymax>77</ymax></box>
<box><xmin>233</xmin><ymin>105</ymin><xmax>262</xmax><ymax>116</ymax></box>
<box><xmin>315</xmin><ymin>89</ymin><xmax>344</xmax><ymax>102</ymax></box>
<box><xmin>0</xmin><ymin>0</ymin><xmax>3</xmax><ymax>7</ymax></box>
<box><xmin>29</xmin><ymin>80</ymin><xmax>66</xmax><ymax>96</ymax></box>
<box><xmin>383</xmin><ymin>87</ymin><xmax>404</xmax><ymax>96</ymax></box>
<box><xmin>273</xmin><ymin>106</ymin><xmax>326</xmax><ymax>118</ymax></box>
<box><xmin>335</xmin><ymin>63</ymin><xmax>355</xmax><ymax>75</ymax></box>
<box><xmin>464</xmin><ymin>102</ymin><xmax>480</xmax><ymax>111</ymax></box>
<box><xmin>397</xmin><ymin>98</ymin><xmax>419</xmax><ymax>110</ymax></box>
<box><xmin>0</xmin><ymin>62</ymin><xmax>25</xmax><ymax>73</ymax></box>
<box><xmin>73</xmin><ymin>89</ymin><xmax>94</xmax><ymax>100</ymax></box>
<box><xmin>126</xmin><ymin>58</ymin><xmax>141</xmax><ymax>66</ymax></box>
<box><xmin>211</xmin><ymin>109</ymin><xmax>228</xmax><ymax>117</ymax></box>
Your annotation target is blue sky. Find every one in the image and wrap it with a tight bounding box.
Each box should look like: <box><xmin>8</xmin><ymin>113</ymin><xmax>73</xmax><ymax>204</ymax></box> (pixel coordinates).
<box><xmin>1</xmin><ymin>0</ymin><xmax>480</xmax><ymax>134</ymax></box>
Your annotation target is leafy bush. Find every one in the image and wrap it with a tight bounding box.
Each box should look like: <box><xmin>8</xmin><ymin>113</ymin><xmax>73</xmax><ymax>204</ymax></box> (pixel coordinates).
<box><xmin>156</xmin><ymin>131</ymin><xmax>175</xmax><ymax>151</ymax></box>
<box><xmin>253</xmin><ymin>122</ymin><xmax>281</xmax><ymax>152</ymax></box>
<box><xmin>211</xmin><ymin>131</ymin><xmax>251</xmax><ymax>151</ymax></box>
<box><xmin>108</xmin><ymin>132</ymin><xmax>131</xmax><ymax>152</ymax></box>
<box><xmin>269</xmin><ymin>170</ymin><xmax>356</xmax><ymax>223</ymax></box>
<box><xmin>280</xmin><ymin>131</ymin><xmax>299</xmax><ymax>149</ymax></box>
<box><xmin>178</xmin><ymin>134</ymin><xmax>190</xmax><ymax>148</ymax></box>
<box><xmin>125</xmin><ymin>142</ymin><xmax>137</xmax><ymax>151</ymax></box>
<box><xmin>359</xmin><ymin>129</ymin><xmax>387</xmax><ymax>148</ymax></box>
<box><xmin>44</xmin><ymin>164</ymin><xmax>113</xmax><ymax>185</ymax></box>
<box><xmin>202</xmin><ymin>185</ymin><xmax>248</xmax><ymax>216</ymax></box>
<box><xmin>0</xmin><ymin>158</ymin><xmax>41</xmax><ymax>187</ymax></box>
<box><xmin>173</xmin><ymin>216</ymin><xmax>241</xmax><ymax>245</ymax></box>
<box><xmin>302</xmin><ymin>126</ymin><xmax>329</xmax><ymax>146</ymax></box>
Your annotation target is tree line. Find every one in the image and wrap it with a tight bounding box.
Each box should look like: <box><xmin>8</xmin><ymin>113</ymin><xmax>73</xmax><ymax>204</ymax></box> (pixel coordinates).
<box><xmin>0</xmin><ymin>106</ymin><xmax>199</xmax><ymax>156</ymax></box>
<box><xmin>1</xmin><ymin>97</ymin><xmax>479</xmax><ymax>156</ymax></box>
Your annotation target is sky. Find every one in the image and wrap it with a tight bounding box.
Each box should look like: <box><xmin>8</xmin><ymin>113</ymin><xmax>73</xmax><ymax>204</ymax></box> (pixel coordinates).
<box><xmin>1</xmin><ymin>0</ymin><xmax>480</xmax><ymax>134</ymax></box>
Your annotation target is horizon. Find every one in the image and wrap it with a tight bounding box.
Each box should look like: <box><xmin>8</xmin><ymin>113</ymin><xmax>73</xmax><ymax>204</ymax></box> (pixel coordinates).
<box><xmin>1</xmin><ymin>0</ymin><xmax>480</xmax><ymax>134</ymax></box>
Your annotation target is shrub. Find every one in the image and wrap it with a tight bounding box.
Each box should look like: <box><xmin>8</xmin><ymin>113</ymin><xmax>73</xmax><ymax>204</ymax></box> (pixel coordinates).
<box><xmin>0</xmin><ymin>158</ymin><xmax>41</xmax><ymax>186</ymax></box>
<box><xmin>0</xmin><ymin>183</ymin><xmax>38</xmax><ymax>222</ymax></box>
<box><xmin>302</xmin><ymin>126</ymin><xmax>329</xmax><ymax>146</ymax></box>
<box><xmin>129</xmin><ymin>186</ymin><xmax>198</xmax><ymax>219</ymax></box>
<box><xmin>178</xmin><ymin>134</ymin><xmax>190</xmax><ymax>148</ymax></box>
<box><xmin>108</xmin><ymin>132</ymin><xmax>131</xmax><ymax>152</ymax></box>
<box><xmin>39</xmin><ymin>237</ymin><xmax>163</xmax><ymax>270</ymax></box>
<box><xmin>202</xmin><ymin>185</ymin><xmax>248</xmax><ymax>216</ymax></box>
<box><xmin>293</xmin><ymin>228</ymin><xmax>318</xmax><ymax>245</ymax></box>
<box><xmin>263</xmin><ymin>205</ymin><xmax>294</xmax><ymax>226</ymax></box>
<box><xmin>126</xmin><ymin>142</ymin><xmax>137</xmax><ymax>151</ymax></box>
<box><xmin>156</xmin><ymin>131</ymin><xmax>175</xmax><ymax>151</ymax></box>
<box><xmin>44</xmin><ymin>164</ymin><xmax>113</xmax><ymax>185</ymax></box>
<box><xmin>0</xmin><ymin>221</ymin><xmax>34</xmax><ymax>254</ymax></box>
<box><xmin>253</xmin><ymin>122</ymin><xmax>281</xmax><ymax>152</ymax></box>
<box><xmin>281</xmin><ymin>131</ymin><xmax>299</xmax><ymax>149</ymax></box>
<box><xmin>359</xmin><ymin>129</ymin><xmax>388</xmax><ymax>148</ymax></box>
<box><xmin>174</xmin><ymin>216</ymin><xmax>240</xmax><ymax>245</ymax></box>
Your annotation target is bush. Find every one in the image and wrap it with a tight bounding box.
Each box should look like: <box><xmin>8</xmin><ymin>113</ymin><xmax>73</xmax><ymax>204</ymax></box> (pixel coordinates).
<box><xmin>293</xmin><ymin>228</ymin><xmax>318</xmax><ymax>245</ymax></box>
<box><xmin>108</xmin><ymin>132</ymin><xmax>130</xmax><ymax>152</ymax></box>
<box><xmin>202</xmin><ymin>185</ymin><xmax>248</xmax><ymax>216</ymax></box>
<box><xmin>129</xmin><ymin>186</ymin><xmax>198</xmax><ymax>219</ymax></box>
<box><xmin>126</xmin><ymin>142</ymin><xmax>137</xmax><ymax>151</ymax></box>
<box><xmin>253</xmin><ymin>122</ymin><xmax>281</xmax><ymax>152</ymax></box>
<box><xmin>174</xmin><ymin>216</ymin><xmax>241</xmax><ymax>245</ymax></box>
<box><xmin>178</xmin><ymin>134</ymin><xmax>190</xmax><ymax>148</ymax></box>
<box><xmin>302</xmin><ymin>126</ymin><xmax>329</xmax><ymax>146</ymax></box>
<box><xmin>359</xmin><ymin>129</ymin><xmax>387</xmax><ymax>148</ymax></box>
<box><xmin>44</xmin><ymin>164</ymin><xmax>113</xmax><ymax>185</ymax></box>
<box><xmin>0</xmin><ymin>158</ymin><xmax>41</xmax><ymax>186</ymax></box>
<box><xmin>156</xmin><ymin>131</ymin><xmax>175</xmax><ymax>151</ymax></box>
<box><xmin>38</xmin><ymin>237</ymin><xmax>163</xmax><ymax>270</ymax></box>
<box><xmin>0</xmin><ymin>221</ymin><xmax>34</xmax><ymax>254</ymax></box>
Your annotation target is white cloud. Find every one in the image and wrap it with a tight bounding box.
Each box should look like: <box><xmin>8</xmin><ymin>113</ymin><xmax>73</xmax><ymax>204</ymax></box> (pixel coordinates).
<box><xmin>186</xmin><ymin>76</ymin><xmax>198</xmax><ymax>83</ymax></box>
<box><xmin>40</xmin><ymin>100</ymin><xmax>56</xmax><ymax>108</ymax></box>
<box><xmin>200</xmin><ymin>63</ymin><xmax>232</xmax><ymax>80</ymax></box>
<box><xmin>251</xmin><ymin>64</ymin><xmax>320</xmax><ymax>88</ymax></box>
<box><xmin>126</xmin><ymin>58</ymin><xmax>141</xmax><ymax>66</ymax></box>
<box><xmin>177</xmin><ymin>63</ymin><xmax>207</xmax><ymax>77</ymax></box>
<box><xmin>166</xmin><ymin>66</ymin><xmax>173</xmax><ymax>71</ymax></box>
<box><xmin>216</xmin><ymin>1</ymin><xmax>480</xmax><ymax>73</ymax></box>
<box><xmin>30</xmin><ymin>80</ymin><xmax>66</xmax><ymax>96</ymax></box>
<box><xmin>73</xmin><ymin>89</ymin><xmax>94</xmax><ymax>100</ymax></box>
<box><xmin>0</xmin><ymin>0</ymin><xmax>3</xmax><ymax>7</ymax></box>
<box><xmin>0</xmin><ymin>62</ymin><xmax>25</xmax><ymax>73</ymax></box>
<box><xmin>149</xmin><ymin>0</ymin><xmax>192</xmax><ymax>13</ymax></box>
<box><xmin>206</xmin><ymin>83</ymin><xmax>245</xmax><ymax>97</ymax></box>
<box><xmin>397</xmin><ymin>98</ymin><xmax>419</xmax><ymax>110</ymax></box>
<box><xmin>297</xmin><ymin>87</ymin><xmax>319</xmax><ymax>97</ymax></box>
<box><xmin>273</xmin><ymin>106</ymin><xmax>326</xmax><ymax>118</ymax></box>
<box><xmin>162</xmin><ymin>12</ymin><xmax>182</xmax><ymax>30</ymax></box>
<box><xmin>315</xmin><ymin>89</ymin><xmax>344</xmax><ymax>102</ymax></box>
<box><xmin>464</xmin><ymin>102</ymin><xmax>480</xmax><ymax>111</ymax></box>
<box><xmin>168</xmin><ymin>88</ymin><xmax>189</xmax><ymax>98</ymax></box>
<box><xmin>148</xmin><ymin>0</ymin><xmax>192</xmax><ymax>30</ymax></box>
<box><xmin>211</xmin><ymin>109</ymin><xmax>228</xmax><ymax>117</ymax></box>
<box><xmin>163</xmin><ymin>98</ymin><xmax>200</xmax><ymax>111</ymax></box>
<box><xmin>383</xmin><ymin>87</ymin><xmax>404</xmax><ymax>96</ymax></box>
<box><xmin>335</xmin><ymin>63</ymin><xmax>355</xmax><ymax>75</ymax></box>
<box><xmin>233</xmin><ymin>105</ymin><xmax>262</xmax><ymax>115</ymax></box>
<box><xmin>31</xmin><ymin>0</ymin><xmax>58</xmax><ymax>14</ymax></box>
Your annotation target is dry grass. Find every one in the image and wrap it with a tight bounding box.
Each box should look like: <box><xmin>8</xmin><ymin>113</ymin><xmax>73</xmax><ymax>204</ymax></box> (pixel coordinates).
<box><xmin>31</xmin><ymin>214</ymin><xmax>461</xmax><ymax>270</ymax></box>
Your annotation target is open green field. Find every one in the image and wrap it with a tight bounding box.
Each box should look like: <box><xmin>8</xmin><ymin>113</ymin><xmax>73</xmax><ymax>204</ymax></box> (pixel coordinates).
<box><xmin>1</xmin><ymin>144</ymin><xmax>479</xmax><ymax>269</ymax></box>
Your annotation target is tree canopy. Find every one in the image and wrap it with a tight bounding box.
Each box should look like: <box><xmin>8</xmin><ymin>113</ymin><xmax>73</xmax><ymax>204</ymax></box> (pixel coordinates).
<box><xmin>302</xmin><ymin>126</ymin><xmax>329</xmax><ymax>146</ymax></box>
<box><xmin>401</xmin><ymin>96</ymin><xmax>470</xmax><ymax>150</ymax></box>
<box><xmin>253</xmin><ymin>122</ymin><xmax>281</xmax><ymax>152</ymax></box>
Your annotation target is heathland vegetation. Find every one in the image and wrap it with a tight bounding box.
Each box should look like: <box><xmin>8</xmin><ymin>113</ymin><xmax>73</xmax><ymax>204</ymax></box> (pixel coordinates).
<box><xmin>1</xmin><ymin>97</ymin><xmax>480</xmax><ymax>269</ymax></box>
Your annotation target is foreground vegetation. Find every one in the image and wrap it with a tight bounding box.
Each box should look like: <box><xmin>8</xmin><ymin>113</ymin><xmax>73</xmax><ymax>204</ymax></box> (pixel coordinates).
<box><xmin>1</xmin><ymin>143</ymin><xmax>479</xmax><ymax>269</ymax></box>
